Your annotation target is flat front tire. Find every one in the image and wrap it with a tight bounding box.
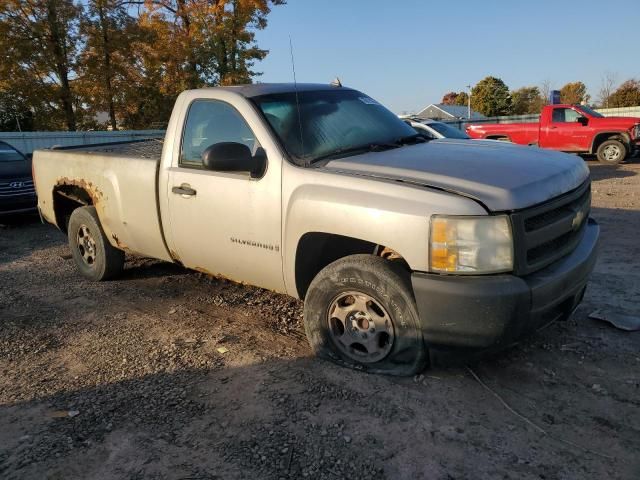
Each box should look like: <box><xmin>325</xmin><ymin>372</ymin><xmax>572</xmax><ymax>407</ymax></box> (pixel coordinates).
<box><xmin>303</xmin><ymin>254</ymin><xmax>427</xmax><ymax>376</ymax></box>
<box><xmin>68</xmin><ymin>206</ymin><xmax>124</xmax><ymax>281</ymax></box>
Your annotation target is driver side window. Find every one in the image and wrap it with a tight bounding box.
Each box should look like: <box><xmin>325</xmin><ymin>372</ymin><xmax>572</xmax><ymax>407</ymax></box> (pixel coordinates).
<box><xmin>180</xmin><ymin>100</ymin><xmax>257</xmax><ymax>167</ymax></box>
<box><xmin>551</xmin><ymin>108</ymin><xmax>580</xmax><ymax>123</ymax></box>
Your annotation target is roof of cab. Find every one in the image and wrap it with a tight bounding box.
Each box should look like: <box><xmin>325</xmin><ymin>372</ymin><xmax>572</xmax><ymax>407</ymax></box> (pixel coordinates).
<box><xmin>195</xmin><ymin>83</ymin><xmax>355</xmax><ymax>97</ymax></box>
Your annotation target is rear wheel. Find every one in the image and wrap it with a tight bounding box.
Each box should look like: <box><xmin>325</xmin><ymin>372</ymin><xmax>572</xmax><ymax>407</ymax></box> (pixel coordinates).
<box><xmin>597</xmin><ymin>139</ymin><xmax>626</xmax><ymax>164</ymax></box>
<box><xmin>68</xmin><ymin>206</ymin><xmax>124</xmax><ymax>281</ymax></box>
<box><xmin>303</xmin><ymin>254</ymin><xmax>427</xmax><ymax>376</ymax></box>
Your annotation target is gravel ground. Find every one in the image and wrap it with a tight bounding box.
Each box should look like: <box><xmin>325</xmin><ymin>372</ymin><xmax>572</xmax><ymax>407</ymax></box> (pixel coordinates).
<box><xmin>1</xmin><ymin>159</ymin><xmax>639</xmax><ymax>480</ymax></box>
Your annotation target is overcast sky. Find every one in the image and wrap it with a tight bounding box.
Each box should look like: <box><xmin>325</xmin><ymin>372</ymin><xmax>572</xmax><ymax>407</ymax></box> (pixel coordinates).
<box><xmin>255</xmin><ymin>0</ymin><xmax>639</xmax><ymax>113</ymax></box>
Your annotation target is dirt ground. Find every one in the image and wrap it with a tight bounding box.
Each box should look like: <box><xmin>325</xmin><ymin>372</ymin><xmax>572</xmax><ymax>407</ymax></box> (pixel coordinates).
<box><xmin>1</xmin><ymin>159</ymin><xmax>639</xmax><ymax>480</ymax></box>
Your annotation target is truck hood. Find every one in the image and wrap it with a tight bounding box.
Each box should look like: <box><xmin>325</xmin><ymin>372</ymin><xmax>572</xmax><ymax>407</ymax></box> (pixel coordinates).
<box><xmin>323</xmin><ymin>139</ymin><xmax>589</xmax><ymax>211</ymax></box>
<box><xmin>589</xmin><ymin>116</ymin><xmax>640</xmax><ymax>129</ymax></box>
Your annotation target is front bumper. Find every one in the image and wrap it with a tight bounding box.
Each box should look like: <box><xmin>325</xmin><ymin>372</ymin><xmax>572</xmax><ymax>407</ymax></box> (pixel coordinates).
<box><xmin>412</xmin><ymin>218</ymin><xmax>599</xmax><ymax>349</ymax></box>
<box><xmin>0</xmin><ymin>195</ymin><xmax>37</xmax><ymax>215</ymax></box>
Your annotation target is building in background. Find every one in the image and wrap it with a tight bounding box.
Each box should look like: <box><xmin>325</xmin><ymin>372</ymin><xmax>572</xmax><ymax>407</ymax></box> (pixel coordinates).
<box><xmin>415</xmin><ymin>104</ymin><xmax>485</xmax><ymax>121</ymax></box>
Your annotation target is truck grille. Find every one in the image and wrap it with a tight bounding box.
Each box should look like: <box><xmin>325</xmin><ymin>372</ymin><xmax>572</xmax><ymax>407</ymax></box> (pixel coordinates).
<box><xmin>510</xmin><ymin>180</ymin><xmax>591</xmax><ymax>275</ymax></box>
<box><xmin>0</xmin><ymin>178</ymin><xmax>35</xmax><ymax>197</ymax></box>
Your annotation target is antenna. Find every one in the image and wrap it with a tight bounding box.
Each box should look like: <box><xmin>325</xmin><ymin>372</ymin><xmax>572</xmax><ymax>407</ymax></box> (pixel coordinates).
<box><xmin>289</xmin><ymin>36</ymin><xmax>305</xmax><ymax>159</ymax></box>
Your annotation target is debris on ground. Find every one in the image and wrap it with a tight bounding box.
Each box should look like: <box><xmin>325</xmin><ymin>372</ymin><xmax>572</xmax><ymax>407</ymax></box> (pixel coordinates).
<box><xmin>0</xmin><ymin>161</ymin><xmax>638</xmax><ymax>479</ymax></box>
<box><xmin>589</xmin><ymin>310</ymin><xmax>640</xmax><ymax>331</ymax></box>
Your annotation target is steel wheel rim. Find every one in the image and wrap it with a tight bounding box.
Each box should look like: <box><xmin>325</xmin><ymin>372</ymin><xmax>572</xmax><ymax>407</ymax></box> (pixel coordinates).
<box><xmin>76</xmin><ymin>224</ymin><xmax>97</xmax><ymax>267</ymax></box>
<box><xmin>327</xmin><ymin>290</ymin><xmax>395</xmax><ymax>363</ymax></box>
<box><xmin>603</xmin><ymin>144</ymin><xmax>621</xmax><ymax>161</ymax></box>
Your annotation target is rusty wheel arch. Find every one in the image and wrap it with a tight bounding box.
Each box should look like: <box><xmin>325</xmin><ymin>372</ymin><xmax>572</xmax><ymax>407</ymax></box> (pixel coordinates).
<box><xmin>52</xmin><ymin>178</ymin><xmax>103</xmax><ymax>232</ymax></box>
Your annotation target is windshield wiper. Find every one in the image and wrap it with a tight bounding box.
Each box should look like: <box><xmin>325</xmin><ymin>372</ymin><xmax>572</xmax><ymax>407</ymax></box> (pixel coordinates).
<box><xmin>307</xmin><ymin>134</ymin><xmax>429</xmax><ymax>165</ymax></box>
<box><xmin>308</xmin><ymin>142</ymin><xmax>400</xmax><ymax>165</ymax></box>
<box><xmin>394</xmin><ymin>133</ymin><xmax>429</xmax><ymax>145</ymax></box>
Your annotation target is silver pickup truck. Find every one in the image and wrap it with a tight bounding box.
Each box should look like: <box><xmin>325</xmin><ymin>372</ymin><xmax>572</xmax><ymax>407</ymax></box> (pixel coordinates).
<box><xmin>33</xmin><ymin>83</ymin><xmax>599</xmax><ymax>375</ymax></box>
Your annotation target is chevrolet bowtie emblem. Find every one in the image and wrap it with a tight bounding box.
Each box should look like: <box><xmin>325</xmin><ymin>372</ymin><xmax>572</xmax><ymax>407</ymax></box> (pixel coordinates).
<box><xmin>571</xmin><ymin>208</ymin><xmax>585</xmax><ymax>231</ymax></box>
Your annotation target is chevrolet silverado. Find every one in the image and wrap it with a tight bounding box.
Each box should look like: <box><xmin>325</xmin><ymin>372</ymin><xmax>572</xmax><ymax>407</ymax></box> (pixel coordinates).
<box><xmin>33</xmin><ymin>84</ymin><xmax>599</xmax><ymax>375</ymax></box>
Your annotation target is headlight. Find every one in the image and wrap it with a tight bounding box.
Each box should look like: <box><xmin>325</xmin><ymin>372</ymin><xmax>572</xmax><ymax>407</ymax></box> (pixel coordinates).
<box><xmin>634</xmin><ymin>124</ymin><xmax>640</xmax><ymax>139</ymax></box>
<box><xmin>429</xmin><ymin>215</ymin><xmax>513</xmax><ymax>274</ymax></box>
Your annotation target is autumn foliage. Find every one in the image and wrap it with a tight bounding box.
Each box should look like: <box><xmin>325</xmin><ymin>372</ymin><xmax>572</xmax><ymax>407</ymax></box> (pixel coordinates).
<box><xmin>607</xmin><ymin>80</ymin><xmax>640</xmax><ymax>108</ymax></box>
<box><xmin>559</xmin><ymin>81</ymin><xmax>590</xmax><ymax>105</ymax></box>
<box><xmin>0</xmin><ymin>0</ymin><xmax>284</xmax><ymax>131</ymax></box>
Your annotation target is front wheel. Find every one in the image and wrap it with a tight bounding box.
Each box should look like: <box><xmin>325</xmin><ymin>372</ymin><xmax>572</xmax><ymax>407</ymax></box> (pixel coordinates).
<box><xmin>68</xmin><ymin>206</ymin><xmax>124</xmax><ymax>281</ymax></box>
<box><xmin>303</xmin><ymin>254</ymin><xmax>428</xmax><ymax>376</ymax></box>
<box><xmin>597</xmin><ymin>139</ymin><xmax>626</xmax><ymax>164</ymax></box>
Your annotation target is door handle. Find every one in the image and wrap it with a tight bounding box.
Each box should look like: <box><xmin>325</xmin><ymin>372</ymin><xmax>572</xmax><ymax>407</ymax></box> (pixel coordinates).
<box><xmin>172</xmin><ymin>184</ymin><xmax>197</xmax><ymax>196</ymax></box>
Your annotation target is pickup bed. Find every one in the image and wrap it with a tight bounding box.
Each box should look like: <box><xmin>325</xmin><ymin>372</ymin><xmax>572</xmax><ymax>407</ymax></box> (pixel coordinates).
<box><xmin>466</xmin><ymin>104</ymin><xmax>640</xmax><ymax>164</ymax></box>
<box><xmin>34</xmin><ymin>83</ymin><xmax>599</xmax><ymax>375</ymax></box>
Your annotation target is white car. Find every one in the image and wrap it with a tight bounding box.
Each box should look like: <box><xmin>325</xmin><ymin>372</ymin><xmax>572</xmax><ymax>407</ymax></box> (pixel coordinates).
<box><xmin>401</xmin><ymin>118</ymin><xmax>471</xmax><ymax>140</ymax></box>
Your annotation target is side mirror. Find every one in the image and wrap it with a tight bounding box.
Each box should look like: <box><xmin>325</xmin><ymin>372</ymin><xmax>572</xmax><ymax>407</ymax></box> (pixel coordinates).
<box><xmin>201</xmin><ymin>142</ymin><xmax>266</xmax><ymax>178</ymax></box>
<box><xmin>576</xmin><ymin>116</ymin><xmax>588</xmax><ymax>126</ymax></box>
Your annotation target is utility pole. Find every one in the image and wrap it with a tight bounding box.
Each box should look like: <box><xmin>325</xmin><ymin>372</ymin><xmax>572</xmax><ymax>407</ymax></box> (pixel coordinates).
<box><xmin>466</xmin><ymin>84</ymin><xmax>472</xmax><ymax>119</ymax></box>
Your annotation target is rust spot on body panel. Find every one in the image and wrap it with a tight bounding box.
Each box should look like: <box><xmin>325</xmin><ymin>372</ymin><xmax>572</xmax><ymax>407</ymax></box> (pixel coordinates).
<box><xmin>111</xmin><ymin>233</ymin><xmax>128</xmax><ymax>251</ymax></box>
<box><xmin>192</xmin><ymin>266</ymin><xmax>247</xmax><ymax>286</ymax></box>
<box><xmin>55</xmin><ymin>177</ymin><xmax>112</xmax><ymax>238</ymax></box>
<box><xmin>55</xmin><ymin>177</ymin><xmax>104</xmax><ymax>206</ymax></box>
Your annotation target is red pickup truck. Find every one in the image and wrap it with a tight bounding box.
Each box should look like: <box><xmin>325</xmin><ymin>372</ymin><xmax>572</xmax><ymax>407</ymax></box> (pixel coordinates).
<box><xmin>466</xmin><ymin>104</ymin><xmax>640</xmax><ymax>164</ymax></box>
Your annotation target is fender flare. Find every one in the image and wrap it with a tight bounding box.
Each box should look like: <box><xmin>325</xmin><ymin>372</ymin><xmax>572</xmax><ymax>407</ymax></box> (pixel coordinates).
<box><xmin>591</xmin><ymin>131</ymin><xmax>631</xmax><ymax>154</ymax></box>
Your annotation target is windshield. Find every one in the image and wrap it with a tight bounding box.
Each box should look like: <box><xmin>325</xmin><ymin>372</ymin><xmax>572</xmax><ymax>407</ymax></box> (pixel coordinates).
<box><xmin>0</xmin><ymin>144</ymin><xmax>25</xmax><ymax>162</ymax></box>
<box><xmin>426</xmin><ymin>122</ymin><xmax>470</xmax><ymax>139</ymax></box>
<box><xmin>576</xmin><ymin>105</ymin><xmax>604</xmax><ymax>118</ymax></box>
<box><xmin>252</xmin><ymin>89</ymin><xmax>418</xmax><ymax>164</ymax></box>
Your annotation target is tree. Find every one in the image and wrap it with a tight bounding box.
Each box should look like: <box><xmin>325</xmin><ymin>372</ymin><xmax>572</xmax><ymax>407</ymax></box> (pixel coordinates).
<box><xmin>539</xmin><ymin>79</ymin><xmax>552</xmax><ymax>107</ymax></box>
<box><xmin>78</xmin><ymin>0</ymin><xmax>141</xmax><ymax>130</ymax></box>
<box><xmin>0</xmin><ymin>0</ymin><xmax>82</xmax><ymax>131</ymax></box>
<box><xmin>442</xmin><ymin>91</ymin><xmax>468</xmax><ymax>106</ymax></box>
<box><xmin>597</xmin><ymin>72</ymin><xmax>617</xmax><ymax>108</ymax></box>
<box><xmin>142</xmin><ymin>0</ymin><xmax>285</xmax><ymax>87</ymax></box>
<box><xmin>511</xmin><ymin>86</ymin><xmax>544</xmax><ymax>114</ymax></box>
<box><xmin>607</xmin><ymin>79</ymin><xmax>640</xmax><ymax>108</ymax></box>
<box><xmin>0</xmin><ymin>90</ymin><xmax>34</xmax><ymax>131</ymax></box>
<box><xmin>0</xmin><ymin>0</ymin><xmax>284</xmax><ymax>131</ymax></box>
<box><xmin>116</xmin><ymin>0</ymin><xmax>284</xmax><ymax>128</ymax></box>
<box><xmin>454</xmin><ymin>92</ymin><xmax>468</xmax><ymax>106</ymax></box>
<box><xmin>470</xmin><ymin>76</ymin><xmax>512</xmax><ymax>117</ymax></box>
<box><xmin>115</xmin><ymin>10</ymin><xmax>190</xmax><ymax>129</ymax></box>
<box><xmin>441</xmin><ymin>92</ymin><xmax>458</xmax><ymax>105</ymax></box>
<box><xmin>559</xmin><ymin>81</ymin><xmax>590</xmax><ymax>105</ymax></box>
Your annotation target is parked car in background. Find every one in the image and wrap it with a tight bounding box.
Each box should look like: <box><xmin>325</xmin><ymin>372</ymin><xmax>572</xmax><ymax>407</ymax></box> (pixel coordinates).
<box><xmin>0</xmin><ymin>141</ymin><xmax>37</xmax><ymax>215</ymax></box>
<box><xmin>466</xmin><ymin>104</ymin><xmax>640</xmax><ymax>164</ymax></box>
<box><xmin>33</xmin><ymin>84</ymin><xmax>598</xmax><ymax>375</ymax></box>
<box><xmin>407</xmin><ymin>118</ymin><xmax>471</xmax><ymax>140</ymax></box>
